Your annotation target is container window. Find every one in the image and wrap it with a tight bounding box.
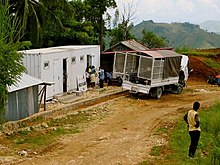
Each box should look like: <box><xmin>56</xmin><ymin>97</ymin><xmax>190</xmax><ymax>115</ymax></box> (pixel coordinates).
<box><xmin>80</xmin><ymin>56</ymin><xmax>84</xmax><ymax>63</ymax></box>
<box><xmin>44</xmin><ymin>61</ymin><xmax>49</xmax><ymax>69</ymax></box>
<box><xmin>71</xmin><ymin>57</ymin><xmax>76</xmax><ymax>64</ymax></box>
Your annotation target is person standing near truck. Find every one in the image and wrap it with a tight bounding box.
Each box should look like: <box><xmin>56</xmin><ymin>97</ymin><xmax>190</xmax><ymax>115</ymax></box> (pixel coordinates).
<box><xmin>106</xmin><ymin>72</ymin><xmax>112</xmax><ymax>86</ymax></box>
<box><xmin>183</xmin><ymin>101</ymin><xmax>201</xmax><ymax>159</ymax></box>
<box><xmin>98</xmin><ymin>67</ymin><xmax>105</xmax><ymax>88</ymax></box>
<box><xmin>90</xmin><ymin>66</ymin><xmax>97</xmax><ymax>88</ymax></box>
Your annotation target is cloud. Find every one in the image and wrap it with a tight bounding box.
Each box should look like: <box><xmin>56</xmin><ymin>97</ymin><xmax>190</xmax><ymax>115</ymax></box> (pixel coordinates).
<box><xmin>114</xmin><ymin>0</ymin><xmax>220</xmax><ymax>24</ymax></box>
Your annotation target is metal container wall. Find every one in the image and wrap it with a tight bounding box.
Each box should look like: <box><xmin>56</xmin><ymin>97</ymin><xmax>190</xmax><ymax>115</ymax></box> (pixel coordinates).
<box><xmin>5</xmin><ymin>86</ymin><xmax>38</xmax><ymax>121</ymax></box>
<box><xmin>22</xmin><ymin>46</ymin><xmax>100</xmax><ymax>99</ymax></box>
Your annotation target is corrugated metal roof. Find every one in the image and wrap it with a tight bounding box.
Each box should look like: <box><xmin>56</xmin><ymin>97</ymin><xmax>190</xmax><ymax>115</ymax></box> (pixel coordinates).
<box><xmin>121</xmin><ymin>39</ymin><xmax>149</xmax><ymax>51</ymax></box>
<box><xmin>7</xmin><ymin>73</ymin><xmax>43</xmax><ymax>92</ymax></box>
<box><xmin>103</xmin><ymin>39</ymin><xmax>149</xmax><ymax>53</ymax></box>
<box><xmin>140</xmin><ymin>50</ymin><xmax>182</xmax><ymax>58</ymax></box>
<box><xmin>20</xmin><ymin>45</ymin><xmax>100</xmax><ymax>55</ymax></box>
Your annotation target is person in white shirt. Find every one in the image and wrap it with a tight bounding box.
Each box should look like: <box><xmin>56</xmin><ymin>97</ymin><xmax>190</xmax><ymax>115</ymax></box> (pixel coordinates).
<box><xmin>183</xmin><ymin>101</ymin><xmax>201</xmax><ymax>159</ymax></box>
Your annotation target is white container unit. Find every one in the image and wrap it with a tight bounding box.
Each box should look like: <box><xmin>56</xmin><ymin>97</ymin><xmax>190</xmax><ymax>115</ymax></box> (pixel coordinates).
<box><xmin>22</xmin><ymin>45</ymin><xmax>100</xmax><ymax>99</ymax></box>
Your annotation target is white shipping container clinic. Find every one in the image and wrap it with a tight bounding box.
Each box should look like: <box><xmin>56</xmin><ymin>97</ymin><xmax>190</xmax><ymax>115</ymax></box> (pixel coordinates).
<box><xmin>21</xmin><ymin>45</ymin><xmax>100</xmax><ymax>99</ymax></box>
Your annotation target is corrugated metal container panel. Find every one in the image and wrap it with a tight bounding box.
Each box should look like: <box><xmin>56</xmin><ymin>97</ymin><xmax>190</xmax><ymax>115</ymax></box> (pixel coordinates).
<box><xmin>5</xmin><ymin>86</ymin><xmax>38</xmax><ymax>121</ymax></box>
<box><xmin>23</xmin><ymin>53</ymin><xmax>41</xmax><ymax>78</ymax></box>
<box><xmin>21</xmin><ymin>45</ymin><xmax>100</xmax><ymax>99</ymax></box>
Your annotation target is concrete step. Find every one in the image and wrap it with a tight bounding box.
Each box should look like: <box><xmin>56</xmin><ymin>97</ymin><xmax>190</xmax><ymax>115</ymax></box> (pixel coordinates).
<box><xmin>54</xmin><ymin>91</ymin><xmax>86</xmax><ymax>104</ymax></box>
<box><xmin>54</xmin><ymin>93</ymin><xmax>77</xmax><ymax>103</ymax></box>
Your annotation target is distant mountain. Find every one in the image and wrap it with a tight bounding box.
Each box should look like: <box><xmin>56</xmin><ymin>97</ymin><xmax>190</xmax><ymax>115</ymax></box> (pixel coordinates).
<box><xmin>131</xmin><ymin>20</ymin><xmax>220</xmax><ymax>49</ymax></box>
<box><xmin>200</xmin><ymin>20</ymin><xmax>220</xmax><ymax>34</ymax></box>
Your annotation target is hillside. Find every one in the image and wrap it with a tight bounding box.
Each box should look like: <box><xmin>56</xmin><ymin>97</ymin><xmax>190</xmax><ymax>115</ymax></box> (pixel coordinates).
<box><xmin>131</xmin><ymin>20</ymin><xmax>220</xmax><ymax>49</ymax></box>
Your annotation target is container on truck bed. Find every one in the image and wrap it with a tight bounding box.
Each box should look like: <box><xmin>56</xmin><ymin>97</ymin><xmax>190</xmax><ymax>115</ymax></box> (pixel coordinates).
<box><xmin>113</xmin><ymin>50</ymin><xmax>189</xmax><ymax>99</ymax></box>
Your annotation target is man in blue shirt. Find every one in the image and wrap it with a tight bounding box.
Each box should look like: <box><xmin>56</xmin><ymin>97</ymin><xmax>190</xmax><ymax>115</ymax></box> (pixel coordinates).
<box><xmin>106</xmin><ymin>72</ymin><xmax>112</xmax><ymax>86</ymax></box>
<box><xmin>98</xmin><ymin>67</ymin><xmax>105</xmax><ymax>88</ymax></box>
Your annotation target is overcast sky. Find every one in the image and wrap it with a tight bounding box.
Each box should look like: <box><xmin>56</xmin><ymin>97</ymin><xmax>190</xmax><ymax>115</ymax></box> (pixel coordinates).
<box><xmin>113</xmin><ymin>0</ymin><xmax>220</xmax><ymax>25</ymax></box>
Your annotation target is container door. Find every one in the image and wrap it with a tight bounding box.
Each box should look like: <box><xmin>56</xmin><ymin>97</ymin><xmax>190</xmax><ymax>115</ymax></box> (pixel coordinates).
<box><xmin>53</xmin><ymin>59</ymin><xmax>61</xmax><ymax>94</ymax></box>
<box><xmin>63</xmin><ymin>59</ymin><xmax>67</xmax><ymax>92</ymax></box>
<box><xmin>87</xmin><ymin>55</ymin><xmax>92</xmax><ymax>68</ymax></box>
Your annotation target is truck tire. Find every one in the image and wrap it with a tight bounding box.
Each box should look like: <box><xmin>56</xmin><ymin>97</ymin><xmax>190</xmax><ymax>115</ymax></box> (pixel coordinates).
<box><xmin>171</xmin><ymin>85</ymin><xmax>183</xmax><ymax>94</ymax></box>
<box><xmin>176</xmin><ymin>85</ymin><xmax>183</xmax><ymax>94</ymax></box>
<box><xmin>150</xmin><ymin>87</ymin><xmax>163</xmax><ymax>99</ymax></box>
<box><xmin>155</xmin><ymin>87</ymin><xmax>163</xmax><ymax>99</ymax></box>
<box><xmin>117</xmin><ymin>77</ymin><xmax>123</xmax><ymax>86</ymax></box>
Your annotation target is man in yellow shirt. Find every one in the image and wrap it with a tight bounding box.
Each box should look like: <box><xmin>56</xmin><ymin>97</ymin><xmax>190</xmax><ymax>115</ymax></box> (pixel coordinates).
<box><xmin>183</xmin><ymin>101</ymin><xmax>201</xmax><ymax>159</ymax></box>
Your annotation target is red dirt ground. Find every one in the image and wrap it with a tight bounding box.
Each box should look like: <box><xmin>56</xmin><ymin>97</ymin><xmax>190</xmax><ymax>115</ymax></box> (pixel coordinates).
<box><xmin>1</xmin><ymin>52</ymin><xmax>220</xmax><ymax>165</ymax></box>
<box><xmin>188</xmin><ymin>55</ymin><xmax>219</xmax><ymax>83</ymax></box>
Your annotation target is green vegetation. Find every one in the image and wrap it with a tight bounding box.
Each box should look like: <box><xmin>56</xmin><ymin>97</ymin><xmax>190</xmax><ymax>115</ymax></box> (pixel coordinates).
<box><xmin>9</xmin><ymin>0</ymin><xmax>117</xmax><ymax>50</ymax></box>
<box><xmin>148</xmin><ymin>101</ymin><xmax>220</xmax><ymax>164</ymax></box>
<box><xmin>150</xmin><ymin>146</ymin><xmax>164</xmax><ymax>156</ymax></box>
<box><xmin>175</xmin><ymin>48</ymin><xmax>220</xmax><ymax>72</ymax></box>
<box><xmin>141</xmin><ymin>30</ymin><xmax>167</xmax><ymax>48</ymax></box>
<box><xmin>0</xmin><ymin>0</ymin><xmax>26</xmax><ymax>122</ymax></box>
<box><xmin>5</xmin><ymin>122</ymin><xmax>73</xmax><ymax>151</ymax></box>
<box><xmin>1</xmin><ymin>107</ymin><xmax>109</xmax><ymax>155</ymax></box>
<box><xmin>205</xmin><ymin>58</ymin><xmax>220</xmax><ymax>70</ymax></box>
<box><xmin>155</xmin><ymin>127</ymin><xmax>168</xmax><ymax>134</ymax></box>
<box><xmin>176</xmin><ymin>48</ymin><xmax>219</xmax><ymax>57</ymax></box>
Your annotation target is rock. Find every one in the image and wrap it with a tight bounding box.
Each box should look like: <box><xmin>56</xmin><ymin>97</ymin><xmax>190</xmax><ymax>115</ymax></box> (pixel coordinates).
<box><xmin>18</xmin><ymin>150</ymin><xmax>28</xmax><ymax>157</ymax></box>
<box><xmin>41</xmin><ymin>123</ymin><xmax>49</xmax><ymax>128</ymax></box>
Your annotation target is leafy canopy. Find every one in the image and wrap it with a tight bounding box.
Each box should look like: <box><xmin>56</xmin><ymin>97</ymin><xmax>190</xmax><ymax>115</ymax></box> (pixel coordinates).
<box><xmin>0</xmin><ymin>0</ymin><xmax>26</xmax><ymax>119</ymax></box>
<box><xmin>141</xmin><ymin>30</ymin><xmax>167</xmax><ymax>48</ymax></box>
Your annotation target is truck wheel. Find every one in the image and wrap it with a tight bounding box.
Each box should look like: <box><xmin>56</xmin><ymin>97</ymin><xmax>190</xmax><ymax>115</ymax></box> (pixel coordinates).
<box><xmin>117</xmin><ymin>77</ymin><xmax>123</xmax><ymax>86</ymax></box>
<box><xmin>150</xmin><ymin>87</ymin><xmax>162</xmax><ymax>99</ymax></box>
<box><xmin>171</xmin><ymin>85</ymin><xmax>183</xmax><ymax>94</ymax></box>
<box><xmin>176</xmin><ymin>85</ymin><xmax>183</xmax><ymax>94</ymax></box>
<box><xmin>155</xmin><ymin>87</ymin><xmax>163</xmax><ymax>99</ymax></box>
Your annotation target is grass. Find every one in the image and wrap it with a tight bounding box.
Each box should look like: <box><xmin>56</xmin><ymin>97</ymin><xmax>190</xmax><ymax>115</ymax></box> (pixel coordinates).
<box><xmin>176</xmin><ymin>47</ymin><xmax>220</xmax><ymax>72</ymax></box>
<box><xmin>205</xmin><ymin>58</ymin><xmax>220</xmax><ymax>70</ymax></box>
<box><xmin>176</xmin><ymin>47</ymin><xmax>220</xmax><ymax>57</ymax></box>
<box><xmin>155</xmin><ymin>127</ymin><xmax>168</xmax><ymax>134</ymax></box>
<box><xmin>0</xmin><ymin>107</ymin><xmax>109</xmax><ymax>156</ymax></box>
<box><xmin>5</xmin><ymin>118</ymin><xmax>82</xmax><ymax>152</ymax></box>
<box><xmin>146</xmin><ymin>101</ymin><xmax>220</xmax><ymax>164</ymax></box>
<box><xmin>150</xmin><ymin>146</ymin><xmax>164</xmax><ymax>156</ymax></box>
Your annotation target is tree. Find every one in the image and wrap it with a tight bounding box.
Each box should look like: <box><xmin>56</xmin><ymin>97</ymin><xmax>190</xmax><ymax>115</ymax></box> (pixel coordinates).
<box><xmin>141</xmin><ymin>30</ymin><xmax>167</xmax><ymax>48</ymax></box>
<box><xmin>107</xmin><ymin>0</ymin><xmax>137</xmax><ymax>47</ymax></box>
<box><xmin>84</xmin><ymin>0</ymin><xmax>117</xmax><ymax>50</ymax></box>
<box><xmin>0</xmin><ymin>0</ymin><xmax>26</xmax><ymax>121</ymax></box>
<box><xmin>40</xmin><ymin>0</ymin><xmax>96</xmax><ymax>47</ymax></box>
<box><xmin>9</xmin><ymin>0</ymin><xmax>43</xmax><ymax>46</ymax></box>
<box><xmin>9</xmin><ymin>0</ymin><xmax>72</xmax><ymax>48</ymax></box>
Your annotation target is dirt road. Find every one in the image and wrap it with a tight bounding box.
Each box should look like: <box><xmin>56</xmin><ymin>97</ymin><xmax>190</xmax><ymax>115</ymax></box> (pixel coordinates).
<box><xmin>17</xmin><ymin>83</ymin><xmax>220</xmax><ymax>165</ymax></box>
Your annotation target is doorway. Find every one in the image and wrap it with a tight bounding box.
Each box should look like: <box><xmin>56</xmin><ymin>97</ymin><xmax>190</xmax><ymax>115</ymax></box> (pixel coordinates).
<box><xmin>87</xmin><ymin>55</ymin><xmax>92</xmax><ymax>68</ymax></box>
<box><xmin>63</xmin><ymin>59</ymin><xmax>67</xmax><ymax>92</ymax></box>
